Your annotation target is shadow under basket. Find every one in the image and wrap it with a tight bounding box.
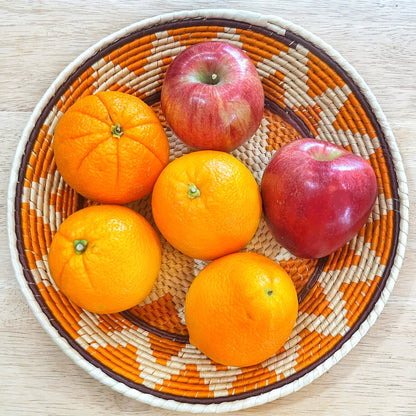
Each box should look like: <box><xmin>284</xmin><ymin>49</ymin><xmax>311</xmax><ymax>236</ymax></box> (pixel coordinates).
<box><xmin>8</xmin><ymin>9</ymin><xmax>408</xmax><ymax>413</ymax></box>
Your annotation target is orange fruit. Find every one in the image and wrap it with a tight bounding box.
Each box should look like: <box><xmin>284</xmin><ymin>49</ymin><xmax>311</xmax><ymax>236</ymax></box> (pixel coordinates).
<box><xmin>48</xmin><ymin>205</ymin><xmax>161</xmax><ymax>314</ymax></box>
<box><xmin>184</xmin><ymin>252</ymin><xmax>298</xmax><ymax>367</ymax></box>
<box><xmin>151</xmin><ymin>150</ymin><xmax>262</xmax><ymax>260</ymax></box>
<box><xmin>53</xmin><ymin>91</ymin><xmax>169</xmax><ymax>204</ymax></box>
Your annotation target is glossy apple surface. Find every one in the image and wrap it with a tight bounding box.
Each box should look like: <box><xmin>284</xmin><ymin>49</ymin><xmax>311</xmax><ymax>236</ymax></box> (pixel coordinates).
<box><xmin>261</xmin><ymin>138</ymin><xmax>378</xmax><ymax>259</ymax></box>
<box><xmin>161</xmin><ymin>41</ymin><xmax>264</xmax><ymax>152</ymax></box>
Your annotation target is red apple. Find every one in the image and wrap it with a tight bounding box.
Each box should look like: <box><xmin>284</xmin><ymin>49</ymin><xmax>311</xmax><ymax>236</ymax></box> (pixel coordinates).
<box><xmin>261</xmin><ymin>138</ymin><xmax>378</xmax><ymax>259</ymax></box>
<box><xmin>161</xmin><ymin>41</ymin><xmax>264</xmax><ymax>152</ymax></box>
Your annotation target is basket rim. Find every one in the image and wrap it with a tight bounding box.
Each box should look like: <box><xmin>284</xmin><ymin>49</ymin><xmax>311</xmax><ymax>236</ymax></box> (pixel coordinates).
<box><xmin>7</xmin><ymin>8</ymin><xmax>409</xmax><ymax>413</ymax></box>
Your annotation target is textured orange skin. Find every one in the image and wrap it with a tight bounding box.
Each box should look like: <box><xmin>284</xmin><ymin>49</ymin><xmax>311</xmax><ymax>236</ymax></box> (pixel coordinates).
<box><xmin>151</xmin><ymin>150</ymin><xmax>262</xmax><ymax>261</ymax></box>
<box><xmin>53</xmin><ymin>91</ymin><xmax>169</xmax><ymax>204</ymax></box>
<box><xmin>48</xmin><ymin>205</ymin><xmax>162</xmax><ymax>314</ymax></box>
<box><xmin>184</xmin><ymin>252</ymin><xmax>299</xmax><ymax>367</ymax></box>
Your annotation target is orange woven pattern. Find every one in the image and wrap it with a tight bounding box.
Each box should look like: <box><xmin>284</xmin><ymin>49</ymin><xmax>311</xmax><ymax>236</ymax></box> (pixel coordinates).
<box><xmin>15</xmin><ymin>19</ymin><xmax>398</xmax><ymax>403</ymax></box>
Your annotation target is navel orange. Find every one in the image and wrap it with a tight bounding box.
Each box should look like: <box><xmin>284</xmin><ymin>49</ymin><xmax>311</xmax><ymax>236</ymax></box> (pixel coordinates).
<box><xmin>53</xmin><ymin>91</ymin><xmax>169</xmax><ymax>204</ymax></box>
<box><xmin>48</xmin><ymin>205</ymin><xmax>161</xmax><ymax>314</ymax></box>
<box><xmin>151</xmin><ymin>150</ymin><xmax>262</xmax><ymax>261</ymax></box>
<box><xmin>184</xmin><ymin>252</ymin><xmax>299</xmax><ymax>367</ymax></box>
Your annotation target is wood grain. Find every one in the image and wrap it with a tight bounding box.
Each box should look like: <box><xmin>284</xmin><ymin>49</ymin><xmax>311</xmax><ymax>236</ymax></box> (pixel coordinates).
<box><xmin>1</xmin><ymin>1</ymin><xmax>415</xmax><ymax>415</ymax></box>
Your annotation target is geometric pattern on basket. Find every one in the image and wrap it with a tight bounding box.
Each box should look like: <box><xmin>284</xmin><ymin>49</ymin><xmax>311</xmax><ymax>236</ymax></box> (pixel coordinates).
<box><xmin>14</xmin><ymin>16</ymin><xmax>400</xmax><ymax>406</ymax></box>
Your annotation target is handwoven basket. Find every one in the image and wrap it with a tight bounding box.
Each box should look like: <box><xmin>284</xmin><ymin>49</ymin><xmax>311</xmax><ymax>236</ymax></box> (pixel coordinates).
<box><xmin>8</xmin><ymin>9</ymin><xmax>408</xmax><ymax>412</ymax></box>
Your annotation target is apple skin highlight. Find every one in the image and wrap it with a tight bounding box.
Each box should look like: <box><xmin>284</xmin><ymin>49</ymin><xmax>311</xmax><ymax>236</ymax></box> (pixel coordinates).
<box><xmin>261</xmin><ymin>138</ymin><xmax>378</xmax><ymax>259</ymax></box>
<box><xmin>161</xmin><ymin>41</ymin><xmax>264</xmax><ymax>152</ymax></box>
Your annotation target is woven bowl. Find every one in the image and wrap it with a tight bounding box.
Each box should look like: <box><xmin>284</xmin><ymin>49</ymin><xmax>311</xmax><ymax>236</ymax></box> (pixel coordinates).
<box><xmin>8</xmin><ymin>9</ymin><xmax>408</xmax><ymax>412</ymax></box>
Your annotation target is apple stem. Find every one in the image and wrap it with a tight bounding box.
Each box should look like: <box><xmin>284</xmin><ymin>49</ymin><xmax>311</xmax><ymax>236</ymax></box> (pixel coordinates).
<box><xmin>187</xmin><ymin>183</ymin><xmax>201</xmax><ymax>199</ymax></box>
<box><xmin>210</xmin><ymin>73</ymin><xmax>218</xmax><ymax>84</ymax></box>
<box><xmin>74</xmin><ymin>239</ymin><xmax>88</xmax><ymax>255</ymax></box>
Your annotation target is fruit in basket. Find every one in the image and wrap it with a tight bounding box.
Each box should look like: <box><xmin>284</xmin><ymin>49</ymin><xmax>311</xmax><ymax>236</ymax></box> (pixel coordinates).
<box><xmin>161</xmin><ymin>41</ymin><xmax>264</xmax><ymax>152</ymax></box>
<box><xmin>261</xmin><ymin>138</ymin><xmax>378</xmax><ymax>259</ymax></box>
<box><xmin>184</xmin><ymin>252</ymin><xmax>298</xmax><ymax>367</ymax></box>
<box><xmin>53</xmin><ymin>91</ymin><xmax>169</xmax><ymax>204</ymax></box>
<box><xmin>48</xmin><ymin>205</ymin><xmax>161</xmax><ymax>314</ymax></box>
<box><xmin>151</xmin><ymin>150</ymin><xmax>262</xmax><ymax>260</ymax></box>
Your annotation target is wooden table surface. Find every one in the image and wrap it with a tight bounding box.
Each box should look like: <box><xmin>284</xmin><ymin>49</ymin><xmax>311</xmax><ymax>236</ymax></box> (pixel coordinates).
<box><xmin>1</xmin><ymin>1</ymin><xmax>415</xmax><ymax>415</ymax></box>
